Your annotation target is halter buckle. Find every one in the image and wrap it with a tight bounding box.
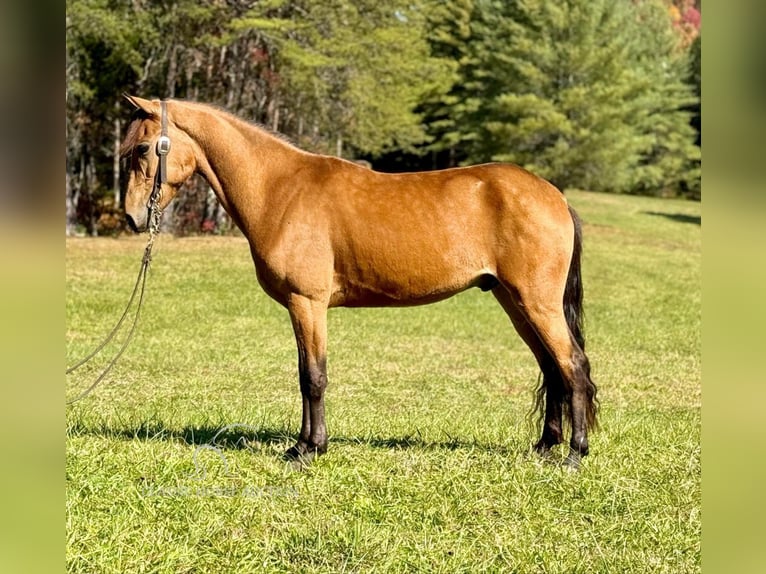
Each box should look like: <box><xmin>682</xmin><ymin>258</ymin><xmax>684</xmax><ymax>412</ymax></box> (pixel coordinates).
<box><xmin>156</xmin><ymin>136</ymin><xmax>171</xmax><ymax>155</ymax></box>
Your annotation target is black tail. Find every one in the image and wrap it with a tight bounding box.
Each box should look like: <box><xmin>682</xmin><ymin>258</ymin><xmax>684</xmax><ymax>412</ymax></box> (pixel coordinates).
<box><xmin>532</xmin><ymin>205</ymin><xmax>598</xmax><ymax>435</ymax></box>
<box><xmin>563</xmin><ymin>205</ymin><xmax>598</xmax><ymax>431</ymax></box>
<box><xmin>564</xmin><ymin>205</ymin><xmax>586</xmax><ymax>351</ymax></box>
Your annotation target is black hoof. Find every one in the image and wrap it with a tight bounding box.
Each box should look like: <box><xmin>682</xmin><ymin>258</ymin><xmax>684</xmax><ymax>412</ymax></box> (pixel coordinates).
<box><xmin>563</xmin><ymin>449</ymin><xmax>581</xmax><ymax>471</ymax></box>
<box><xmin>533</xmin><ymin>438</ymin><xmax>560</xmax><ymax>457</ymax></box>
<box><xmin>284</xmin><ymin>443</ymin><xmax>308</xmax><ymax>460</ymax></box>
<box><xmin>283</xmin><ymin>441</ymin><xmax>326</xmax><ymax>468</ymax></box>
<box><xmin>286</xmin><ymin>450</ymin><xmax>316</xmax><ymax>470</ymax></box>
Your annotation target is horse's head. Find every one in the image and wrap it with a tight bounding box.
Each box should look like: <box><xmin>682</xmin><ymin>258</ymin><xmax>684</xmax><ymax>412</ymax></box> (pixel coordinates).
<box><xmin>120</xmin><ymin>95</ymin><xmax>196</xmax><ymax>232</ymax></box>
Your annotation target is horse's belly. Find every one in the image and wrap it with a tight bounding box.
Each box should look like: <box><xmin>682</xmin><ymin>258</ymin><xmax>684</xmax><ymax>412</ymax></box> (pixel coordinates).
<box><xmin>332</xmin><ymin>286</ymin><xmax>459</xmax><ymax>308</ymax></box>
<box><xmin>329</xmin><ymin>265</ymin><xmax>494</xmax><ymax>308</ymax></box>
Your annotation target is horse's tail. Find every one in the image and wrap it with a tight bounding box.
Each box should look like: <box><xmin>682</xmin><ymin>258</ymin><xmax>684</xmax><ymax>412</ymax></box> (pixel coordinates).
<box><xmin>564</xmin><ymin>205</ymin><xmax>586</xmax><ymax>352</ymax></box>
<box><xmin>532</xmin><ymin>204</ymin><xmax>598</xmax><ymax>434</ymax></box>
<box><xmin>563</xmin><ymin>205</ymin><xmax>598</xmax><ymax>431</ymax></box>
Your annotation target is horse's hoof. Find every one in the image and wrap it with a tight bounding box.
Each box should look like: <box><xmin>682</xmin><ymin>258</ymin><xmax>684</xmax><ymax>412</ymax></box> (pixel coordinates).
<box><xmin>284</xmin><ymin>443</ymin><xmax>307</xmax><ymax>461</ymax></box>
<box><xmin>533</xmin><ymin>439</ymin><xmax>560</xmax><ymax>460</ymax></box>
<box><xmin>284</xmin><ymin>441</ymin><xmax>325</xmax><ymax>469</ymax></box>
<box><xmin>563</xmin><ymin>450</ymin><xmax>581</xmax><ymax>471</ymax></box>
<box><xmin>288</xmin><ymin>451</ymin><xmax>316</xmax><ymax>470</ymax></box>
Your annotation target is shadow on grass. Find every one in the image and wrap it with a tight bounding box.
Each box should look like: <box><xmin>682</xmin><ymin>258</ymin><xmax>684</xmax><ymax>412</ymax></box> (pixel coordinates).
<box><xmin>644</xmin><ymin>211</ymin><xmax>701</xmax><ymax>225</ymax></box>
<box><xmin>67</xmin><ymin>420</ymin><xmax>519</xmax><ymax>456</ymax></box>
<box><xmin>334</xmin><ymin>433</ymin><xmax>518</xmax><ymax>456</ymax></box>
<box><xmin>67</xmin><ymin>419</ymin><xmax>293</xmax><ymax>449</ymax></box>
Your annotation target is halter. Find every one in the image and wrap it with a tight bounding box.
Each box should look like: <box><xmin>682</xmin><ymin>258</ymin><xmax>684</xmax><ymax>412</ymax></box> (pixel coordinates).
<box><xmin>147</xmin><ymin>101</ymin><xmax>171</xmax><ymax>238</ymax></box>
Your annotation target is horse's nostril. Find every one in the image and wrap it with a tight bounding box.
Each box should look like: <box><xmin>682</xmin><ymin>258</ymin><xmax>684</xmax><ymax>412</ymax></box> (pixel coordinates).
<box><xmin>125</xmin><ymin>214</ymin><xmax>139</xmax><ymax>233</ymax></box>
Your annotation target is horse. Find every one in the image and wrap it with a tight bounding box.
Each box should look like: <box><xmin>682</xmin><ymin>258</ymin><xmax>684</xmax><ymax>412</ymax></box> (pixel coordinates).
<box><xmin>119</xmin><ymin>96</ymin><xmax>598</xmax><ymax>468</ymax></box>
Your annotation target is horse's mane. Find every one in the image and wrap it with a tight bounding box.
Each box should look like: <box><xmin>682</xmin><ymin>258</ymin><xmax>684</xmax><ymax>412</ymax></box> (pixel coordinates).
<box><xmin>189</xmin><ymin>100</ymin><xmax>296</xmax><ymax>147</ymax></box>
<box><xmin>119</xmin><ymin>99</ymin><xmax>300</xmax><ymax>158</ymax></box>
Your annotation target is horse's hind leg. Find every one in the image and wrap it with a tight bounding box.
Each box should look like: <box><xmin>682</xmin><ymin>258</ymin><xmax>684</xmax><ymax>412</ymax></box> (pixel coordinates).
<box><xmin>495</xmin><ymin>282</ymin><xmax>596</xmax><ymax>468</ymax></box>
<box><xmin>493</xmin><ymin>287</ymin><xmax>565</xmax><ymax>454</ymax></box>
<box><xmin>524</xmin><ymin>302</ymin><xmax>594</xmax><ymax>468</ymax></box>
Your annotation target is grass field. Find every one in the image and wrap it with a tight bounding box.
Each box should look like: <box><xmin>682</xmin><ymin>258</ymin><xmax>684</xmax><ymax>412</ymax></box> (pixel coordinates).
<box><xmin>65</xmin><ymin>190</ymin><xmax>701</xmax><ymax>573</ymax></box>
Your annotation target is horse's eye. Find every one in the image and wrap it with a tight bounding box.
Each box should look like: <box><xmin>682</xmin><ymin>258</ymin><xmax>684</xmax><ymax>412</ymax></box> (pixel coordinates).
<box><xmin>136</xmin><ymin>143</ymin><xmax>150</xmax><ymax>156</ymax></box>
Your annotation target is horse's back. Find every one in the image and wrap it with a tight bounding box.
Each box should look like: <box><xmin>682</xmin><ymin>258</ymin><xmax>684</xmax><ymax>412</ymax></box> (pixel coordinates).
<box><xmin>325</xmin><ymin>161</ymin><xmax>571</xmax><ymax>253</ymax></box>
<box><xmin>330</xmin><ymin>160</ymin><xmax>567</xmax><ymax>220</ymax></box>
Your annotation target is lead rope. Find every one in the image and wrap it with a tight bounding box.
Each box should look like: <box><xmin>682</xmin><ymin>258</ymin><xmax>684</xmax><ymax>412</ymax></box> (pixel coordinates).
<box><xmin>66</xmin><ymin>102</ymin><xmax>168</xmax><ymax>405</ymax></box>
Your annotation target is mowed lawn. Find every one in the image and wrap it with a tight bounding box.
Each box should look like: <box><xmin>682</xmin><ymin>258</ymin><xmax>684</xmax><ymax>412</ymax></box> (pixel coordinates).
<box><xmin>65</xmin><ymin>190</ymin><xmax>701</xmax><ymax>573</ymax></box>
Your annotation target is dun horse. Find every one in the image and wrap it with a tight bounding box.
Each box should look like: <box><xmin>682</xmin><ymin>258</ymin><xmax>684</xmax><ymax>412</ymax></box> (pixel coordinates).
<box><xmin>120</xmin><ymin>96</ymin><xmax>598</xmax><ymax>468</ymax></box>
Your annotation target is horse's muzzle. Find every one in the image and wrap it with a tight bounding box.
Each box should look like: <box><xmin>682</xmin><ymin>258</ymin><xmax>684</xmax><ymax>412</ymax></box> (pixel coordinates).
<box><xmin>125</xmin><ymin>213</ymin><xmax>144</xmax><ymax>233</ymax></box>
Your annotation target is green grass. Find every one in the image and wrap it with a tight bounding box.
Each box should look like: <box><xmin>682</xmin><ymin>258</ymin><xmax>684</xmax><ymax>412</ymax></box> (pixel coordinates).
<box><xmin>65</xmin><ymin>190</ymin><xmax>701</xmax><ymax>573</ymax></box>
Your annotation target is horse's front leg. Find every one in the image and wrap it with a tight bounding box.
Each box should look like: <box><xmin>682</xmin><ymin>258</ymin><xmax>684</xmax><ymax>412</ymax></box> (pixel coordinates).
<box><xmin>284</xmin><ymin>294</ymin><xmax>329</xmax><ymax>463</ymax></box>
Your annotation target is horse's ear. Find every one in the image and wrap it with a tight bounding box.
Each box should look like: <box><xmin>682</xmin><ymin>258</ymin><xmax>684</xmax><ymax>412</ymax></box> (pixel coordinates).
<box><xmin>123</xmin><ymin>94</ymin><xmax>159</xmax><ymax>117</ymax></box>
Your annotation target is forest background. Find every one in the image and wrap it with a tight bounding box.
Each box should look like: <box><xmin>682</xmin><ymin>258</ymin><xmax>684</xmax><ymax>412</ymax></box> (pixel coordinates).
<box><xmin>65</xmin><ymin>0</ymin><xmax>701</xmax><ymax>236</ymax></box>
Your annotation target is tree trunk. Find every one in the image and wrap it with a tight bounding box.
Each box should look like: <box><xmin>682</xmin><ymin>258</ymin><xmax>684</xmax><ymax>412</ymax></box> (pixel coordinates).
<box><xmin>87</xmin><ymin>155</ymin><xmax>98</xmax><ymax>236</ymax></box>
<box><xmin>272</xmin><ymin>104</ymin><xmax>280</xmax><ymax>132</ymax></box>
<box><xmin>66</xmin><ymin>170</ymin><xmax>78</xmax><ymax>236</ymax></box>
<box><xmin>166</xmin><ymin>45</ymin><xmax>178</xmax><ymax>98</ymax></box>
<box><xmin>113</xmin><ymin>113</ymin><xmax>121</xmax><ymax>207</ymax></box>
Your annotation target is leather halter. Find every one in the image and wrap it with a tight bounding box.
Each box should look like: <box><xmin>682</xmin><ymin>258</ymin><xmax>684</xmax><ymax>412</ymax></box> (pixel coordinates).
<box><xmin>148</xmin><ymin>101</ymin><xmax>171</xmax><ymax>219</ymax></box>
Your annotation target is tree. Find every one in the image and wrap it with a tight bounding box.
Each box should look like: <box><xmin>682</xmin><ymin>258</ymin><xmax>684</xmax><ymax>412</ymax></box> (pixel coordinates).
<box><xmin>682</xmin><ymin>32</ymin><xmax>700</xmax><ymax>199</ymax></box>
<box><xmin>66</xmin><ymin>0</ymin><xmax>146</xmax><ymax>234</ymax></box>
<box><xmin>417</xmin><ymin>0</ymin><xmax>476</xmax><ymax>168</ymax></box>
<box><xmin>460</xmin><ymin>0</ymin><xmax>699</xmax><ymax>194</ymax></box>
<box><xmin>687</xmin><ymin>32</ymin><xmax>701</xmax><ymax>145</ymax></box>
<box><xmin>231</xmin><ymin>0</ymin><xmax>453</xmax><ymax>157</ymax></box>
<box><xmin>666</xmin><ymin>0</ymin><xmax>701</xmax><ymax>49</ymax></box>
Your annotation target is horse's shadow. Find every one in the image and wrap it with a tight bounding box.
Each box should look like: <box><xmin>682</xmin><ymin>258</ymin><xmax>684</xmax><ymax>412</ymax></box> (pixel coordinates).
<box><xmin>68</xmin><ymin>420</ymin><xmax>293</xmax><ymax>450</ymax></box>
<box><xmin>644</xmin><ymin>211</ymin><xmax>701</xmax><ymax>225</ymax></box>
<box><xmin>68</xmin><ymin>420</ymin><xmax>520</xmax><ymax>457</ymax></box>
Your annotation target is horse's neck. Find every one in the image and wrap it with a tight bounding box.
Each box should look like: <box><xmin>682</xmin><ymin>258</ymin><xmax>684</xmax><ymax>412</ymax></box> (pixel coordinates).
<box><xmin>173</xmin><ymin>102</ymin><xmax>301</xmax><ymax>229</ymax></box>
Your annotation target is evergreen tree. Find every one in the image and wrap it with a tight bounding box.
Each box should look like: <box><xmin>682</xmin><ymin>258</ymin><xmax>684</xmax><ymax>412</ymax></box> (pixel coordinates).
<box><xmin>417</xmin><ymin>0</ymin><xmax>477</xmax><ymax>167</ymax></box>
<box><xmin>463</xmin><ymin>0</ymin><xmax>699</xmax><ymax>194</ymax></box>
<box><xmin>629</xmin><ymin>0</ymin><xmax>700</xmax><ymax>195</ymax></box>
<box><xmin>683</xmin><ymin>33</ymin><xmax>701</xmax><ymax>199</ymax></box>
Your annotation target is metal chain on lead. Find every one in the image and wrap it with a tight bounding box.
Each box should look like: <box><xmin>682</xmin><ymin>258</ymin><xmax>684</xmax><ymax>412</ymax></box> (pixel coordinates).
<box><xmin>144</xmin><ymin>190</ymin><xmax>163</xmax><ymax>264</ymax></box>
